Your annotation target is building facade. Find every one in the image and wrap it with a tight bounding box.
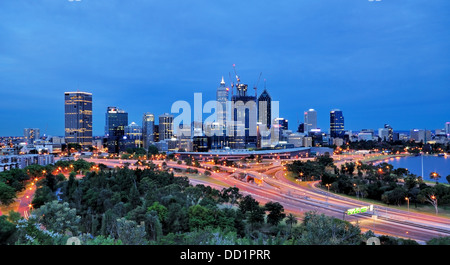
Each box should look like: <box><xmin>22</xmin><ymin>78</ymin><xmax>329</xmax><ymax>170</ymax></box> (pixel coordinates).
<box><xmin>105</xmin><ymin>107</ymin><xmax>128</xmax><ymax>153</ymax></box>
<box><xmin>159</xmin><ymin>113</ymin><xmax>174</xmax><ymax>141</ymax></box>
<box><xmin>329</xmin><ymin>109</ymin><xmax>344</xmax><ymax>138</ymax></box>
<box><xmin>64</xmin><ymin>91</ymin><xmax>93</xmax><ymax>148</ymax></box>
<box><xmin>304</xmin><ymin>109</ymin><xmax>317</xmax><ymax>133</ymax></box>
<box><xmin>142</xmin><ymin>113</ymin><xmax>155</xmax><ymax>149</ymax></box>
<box><xmin>257</xmin><ymin>89</ymin><xmax>272</xmax><ymax>130</ymax></box>
<box><xmin>230</xmin><ymin>83</ymin><xmax>257</xmax><ymax>149</ymax></box>
<box><xmin>24</xmin><ymin>128</ymin><xmax>40</xmax><ymax>144</ymax></box>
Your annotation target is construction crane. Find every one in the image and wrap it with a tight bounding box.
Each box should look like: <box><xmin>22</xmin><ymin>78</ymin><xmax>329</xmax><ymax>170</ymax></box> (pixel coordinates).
<box><xmin>232</xmin><ymin>64</ymin><xmax>240</xmax><ymax>84</ymax></box>
<box><xmin>253</xmin><ymin>72</ymin><xmax>262</xmax><ymax>98</ymax></box>
<box><xmin>228</xmin><ymin>72</ymin><xmax>234</xmax><ymax>98</ymax></box>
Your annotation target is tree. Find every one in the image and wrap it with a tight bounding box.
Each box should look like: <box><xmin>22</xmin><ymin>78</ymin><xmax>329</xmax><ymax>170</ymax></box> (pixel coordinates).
<box><xmin>116</xmin><ymin>217</ymin><xmax>147</xmax><ymax>245</ymax></box>
<box><xmin>33</xmin><ymin>200</ymin><xmax>81</xmax><ymax>234</ymax></box>
<box><xmin>148</xmin><ymin>145</ymin><xmax>159</xmax><ymax>155</ymax></box>
<box><xmin>147</xmin><ymin>202</ymin><xmax>168</xmax><ymax>222</ymax></box>
<box><xmin>426</xmin><ymin>236</ymin><xmax>450</xmax><ymax>245</ymax></box>
<box><xmin>446</xmin><ymin>175</ymin><xmax>450</xmax><ymax>185</ymax></box>
<box><xmin>188</xmin><ymin>205</ymin><xmax>215</xmax><ymax>231</ymax></box>
<box><xmin>264</xmin><ymin>201</ymin><xmax>286</xmax><ymax>226</ymax></box>
<box><xmin>418</xmin><ymin>189</ymin><xmax>439</xmax><ymax>215</ymax></box>
<box><xmin>0</xmin><ymin>182</ymin><xmax>17</xmax><ymax>205</ymax></box>
<box><xmin>285</xmin><ymin>213</ymin><xmax>297</xmax><ymax>236</ymax></box>
<box><xmin>429</xmin><ymin>172</ymin><xmax>441</xmax><ymax>184</ymax></box>
<box><xmin>0</xmin><ymin>215</ymin><xmax>16</xmax><ymax>244</ymax></box>
<box><xmin>299</xmin><ymin>211</ymin><xmax>362</xmax><ymax>245</ymax></box>
<box><xmin>239</xmin><ymin>195</ymin><xmax>265</xmax><ymax>230</ymax></box>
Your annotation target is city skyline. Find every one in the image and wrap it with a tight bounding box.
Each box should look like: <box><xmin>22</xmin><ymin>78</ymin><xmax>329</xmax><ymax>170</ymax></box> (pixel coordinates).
<box><xmin>1</xmin><ymin>0</ymin><xmax>449</xmax><ymax>136</ymax></box>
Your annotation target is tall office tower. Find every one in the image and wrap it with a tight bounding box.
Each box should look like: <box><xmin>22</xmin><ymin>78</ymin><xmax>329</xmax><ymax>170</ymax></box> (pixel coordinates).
<box><xmin>257</xmin><ymin>88</ymin><xmax>272</xmax><ymax>130</ymax></box>
<box><xmin>384</xmin><ymin>124</ymin><xmax>393</xmax><ymax>142</ymax></box>
<box><xmin>159</xmin><ymin>113</ymin><xmax>174</xmax><ymax>141</ymax></box>
<box><xmin>304</xmin><ymin>109</ymin><xmax>317</xmax><ymax>133</ymax></box>
<box><xmin>105</xmin><ymin>107</ymin><xmax>128</xmax><ymax>153</ymax></box>
<box><xmin>24</xmin><ymin>128</ymin><xmax>40</xmax><ymax>144</ymax></box>
<box><xmin>142</xmin><ymin>113</ymin><xmax>155</xmax><ymax>149</ymax></box>
<box><xmin>216</xmin><ymin>76</ymin><xmax>229</xmax><ymax>134</ymax></box>
<box><xmin>445</xmin><ymin>122</ymin><xmax>450</xmax><ymax>136</ymax></box>
<box><xmin>125</xmin><ymin>122</ymin><xmax>143</xmax><ymax>148</ymax></box>
<box><xmin>230</xmin><ymin>82</ymin><xmax>257</xmax><ymax>149</ymax></box>
<box><xmin>215</xmin><ymin>77</ymin><xmax>229</xmax><ymax>149</ymax></box>
<box><xmin>378</xmin><ymin>128</ymin><xmax>389</xmax><ymax>141</ymax></box>
<box><xmin>64</xmin><ymin>91</ymin><xmax>93</xmax><ymax>148</ymax></box>
<box><xmin>329</xmin><ymin>109</ymin><xmax>344</xmax><ymax>138</ymax></box>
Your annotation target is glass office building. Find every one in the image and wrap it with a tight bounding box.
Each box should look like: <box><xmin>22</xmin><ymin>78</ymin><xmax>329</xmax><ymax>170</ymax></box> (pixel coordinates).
<box><xmin>64</xmin><ymin>91</ymin><xmax>93</xmax><ymax>148</ymax></box>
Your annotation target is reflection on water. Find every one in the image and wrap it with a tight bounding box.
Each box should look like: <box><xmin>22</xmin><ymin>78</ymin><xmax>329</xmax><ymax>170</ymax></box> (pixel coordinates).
<box><xmin>377</xmin><ymin>155</ymin><xmax>450</xmax><ymax>184</ymax></box>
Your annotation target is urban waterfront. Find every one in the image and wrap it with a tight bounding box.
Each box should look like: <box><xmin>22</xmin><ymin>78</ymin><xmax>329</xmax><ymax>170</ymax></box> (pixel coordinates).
<box><xmin>383</xmin><ymin>155</ymin><xmax>450</xmax><ymax>184</ymax></box>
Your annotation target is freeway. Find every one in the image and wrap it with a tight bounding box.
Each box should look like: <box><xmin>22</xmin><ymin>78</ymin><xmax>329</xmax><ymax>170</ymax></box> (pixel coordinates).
<box><xmin>85</xmin><ymin>157</ymin><xmax>450</xmax><ymax>242</ymax></box>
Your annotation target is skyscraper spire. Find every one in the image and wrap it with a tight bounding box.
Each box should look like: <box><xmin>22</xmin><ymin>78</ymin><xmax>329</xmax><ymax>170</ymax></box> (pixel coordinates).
<box><xmin>220</xmin><ymin>76</ymin><xmax>225</xmax><ymax>85</ymax></box>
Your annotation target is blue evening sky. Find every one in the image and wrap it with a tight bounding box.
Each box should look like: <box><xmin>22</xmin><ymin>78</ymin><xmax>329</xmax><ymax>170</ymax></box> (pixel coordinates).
<box><xmin>0</xmin><ymin>0</ymin><xmax>449</xmax><ymax>137</ymax></box>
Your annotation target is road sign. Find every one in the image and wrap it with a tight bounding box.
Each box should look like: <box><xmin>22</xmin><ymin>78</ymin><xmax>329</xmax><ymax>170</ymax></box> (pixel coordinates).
<box><xmin>347</xmin><ymin>205</ymin><xmax>374</xmax><ymax>215</ymax></box>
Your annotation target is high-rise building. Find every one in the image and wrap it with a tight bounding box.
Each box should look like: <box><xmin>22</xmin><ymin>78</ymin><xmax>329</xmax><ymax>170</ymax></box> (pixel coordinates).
<box><xmin>159</xmin><ymin>113</ymin><xmax>174</xmax><ymax>141</ymax></box>
<box><xmin>142</xmin><ymin>113</ymin><xmax>155</xmax><ymax>149</ymax></box>
<box><xmin>216</xmin><ymin>76</ymin><xmax>229</xmax><ymax>135</ymax></box>
<box><xmin>215</xmin><ymin>77</ymin><xmax>229</xmax><ymax>149</ymax></box>
<box><xmin>384</xmin><ymin>124</ymin><xmax>393</xmax><ymax>142</ymax></box>
<box><xmin>124</xmin><ymin>122</ymin><xmax>143</xmax><ymax>148</ymax></box>
<box><xmin>445</xmin><ymin>122</ymin><xmax>450</xmax><ymax>137</ymax></box>
<box><xmin>230</xmin><ymin>82</ymin><xmax>257</xmax><ymax>149</ymax></box>
<box><xmin>24</xmin><ymin>128</ymin><xmax>40</xmax><ymax>144</ymax></box>
<box><xmin>64</xmin><ymin>91</ymin><xmax>92</xmax><ymax>148</ymax></box>
<box><xmin>329</xmin><ymin>109</ymin><xmax>344</xmax><ymax>138</ymax></box>
<box><xmin>105</xmin><ymin>107</ymin><xmax>128</xmax><ymax>153</ymax></box>
<box><xmin>378</xmin><ymin>128</ymin><xmax>389</xmax><ymax>141</ymax></box>
<box><xmin>304</xmin><ymin>109</ymin><xmax>317</xmax><ymax>133</ymax></box>
<box><xmin>257</xmin><ymin>89</ymin><xmax>272</xmax><ymax>130</ymax></box>
<box><xmin>410</xmin><ymin>129</ymin><xmax>431</xmax><ymax>143</ymax></box>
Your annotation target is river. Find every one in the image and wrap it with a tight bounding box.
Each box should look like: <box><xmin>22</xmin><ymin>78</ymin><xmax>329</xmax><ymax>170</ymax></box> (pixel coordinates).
<box><xmin>377</xmin><ymin>155</ymin><xmax>450</xmax><ymax>184</ymax></box>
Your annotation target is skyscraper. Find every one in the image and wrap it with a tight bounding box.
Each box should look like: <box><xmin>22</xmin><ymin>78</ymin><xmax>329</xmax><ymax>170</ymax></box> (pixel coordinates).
<box><xmin>105</xmin><ymin>106</ymin><xmax>128</xmax><ymax>153</ymax></box>
<box><xmin>64</xmin><ymin>91</ymin><xmax>92</xmax><ymax>148</ymax></box>
<box><xmin>445</xmin><ymin>122</ymin><xmax>450</xmax><ymax>137</ymax></box>
<box><xmin>24</xmin><ymin>128</ymin><xmax>40</xmax><ymax>144</ymax></box>
<box><xmin>124</xmin><ymin>122</ymin><xmax>143</xmax><ymax>148</ymax></box>
<box><xmin>142</xmin><ymin>113</ymin><xmax>155</xmax><ymax>149</ymax></box>
<box><xmin>159</xmin><ymin>113</ymin><xmax>174</xmax><ymax>141</ymax></box>
<box><xmin>216</xmin><ymin>76</ymin><xmax>229</xmax><ymax>135</ymax></box>
<box><xmin>384</xmin><ymin>124</ymin><xmax>393</xmax><ymax>142</ymax></box>
<box><xmin>329</xmin><ymin>109</ymin><xmax>344</xmax><ymax>138</ymax></box>
<box><xmin>231</xmin><ymin>82</ymin><xmax>257</xmax><ymax>149</ymax></box>
<box><xmin>257</xmin><ymin>88</ymin><xmax>272</xmax><ymax>130</ymax></box>
<box><xmin>214</xmin><ymin>77</ymin><xmax>229</xmax><ymax>149</ymax></box>
<box><xmin>304</xmin><ymin>109</ymin><xmax>317</xmax><ymax>133</ymax></box>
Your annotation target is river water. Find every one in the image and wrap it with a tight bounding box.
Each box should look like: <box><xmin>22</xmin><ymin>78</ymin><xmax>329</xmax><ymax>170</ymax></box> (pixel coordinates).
<box><xmin>378</xmin><ymin>155</ymin><xmax>450</xmax><ymax>184</ymax></box>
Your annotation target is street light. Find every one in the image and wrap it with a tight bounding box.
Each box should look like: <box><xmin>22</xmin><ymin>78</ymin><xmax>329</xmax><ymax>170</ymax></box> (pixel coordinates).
<box><xmin>405</xmin><ymin>197</ymin><xmax>410</xmax><ymax>217</ymax></box>
<box><xmin>325</xmin><ymin>183</ymin><xmax>331</xmax><ymax>206</ymax></box>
